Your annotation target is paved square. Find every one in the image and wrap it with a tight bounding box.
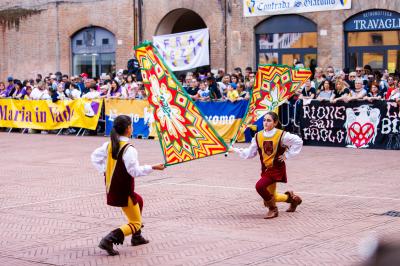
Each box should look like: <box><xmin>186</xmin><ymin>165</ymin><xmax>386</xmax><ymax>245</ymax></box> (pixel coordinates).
<box><xmin>0</xmin><ymin>133</ymin><xmax>399</xmax><ymax>265</ymax></box>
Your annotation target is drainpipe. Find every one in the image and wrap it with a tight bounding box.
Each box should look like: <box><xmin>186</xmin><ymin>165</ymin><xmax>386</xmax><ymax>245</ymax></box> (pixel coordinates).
<box><xmin>133</xmin><ymin>0</ymin><xmax>137</xmax><ymax>46</ymax></box>
<box><xmin>55</xmin><ymin>1</ymin><xmax>60</xmax><ymax>72</ymax></box>
<box><xmin>224</xmin><ymin>0</ymin><xmax>227</xmax><ymax>72</ymax></box>
<box><xmin>138</xmin><ymin>0</ymin><xmax>143</xmax><ymax>43</ymax></box>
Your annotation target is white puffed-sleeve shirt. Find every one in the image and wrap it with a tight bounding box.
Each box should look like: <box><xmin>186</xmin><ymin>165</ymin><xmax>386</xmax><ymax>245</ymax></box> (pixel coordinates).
<box><xmin>91</xmin><ymin>136</ymin><xmax>153</xmax><ymax>177</ymax></box>
<box><xmin>233</xmin><ymin>128</ymin><xmax>303</xmax><ymax>160</ymax></box>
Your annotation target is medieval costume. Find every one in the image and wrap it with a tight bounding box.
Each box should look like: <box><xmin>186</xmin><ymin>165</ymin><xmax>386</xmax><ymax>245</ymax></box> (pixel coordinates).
<box><xmin>233</xmin><ymin>128</ymin><xmax>303</xmax><ymax>219</ymax></box>
<box><xmin>91</xmin><ymin>136</ymin><xmax>152</xmax><ymax>255</ymax></box>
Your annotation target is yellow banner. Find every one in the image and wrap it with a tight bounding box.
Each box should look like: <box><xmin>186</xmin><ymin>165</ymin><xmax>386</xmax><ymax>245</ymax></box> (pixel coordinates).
<box><xmin>0</xmin><ymin>99</ymin><xmax>103</xmax><ymax>130</ymax></box>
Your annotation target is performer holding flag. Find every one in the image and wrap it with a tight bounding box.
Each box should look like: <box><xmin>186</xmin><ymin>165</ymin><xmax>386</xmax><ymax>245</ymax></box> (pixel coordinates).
<box><xmin>226</xmin><ymin>65</ymin><xmax>310</xmax><ymax>219</ymax></box>
<box><xmin>231</xmin><ymin>111</ymin><xmax>303</xmax><ymax>219</ymax></box>
<box><xmin>91</xmin><ymin>115</ymin><xmax>165</xmax><ymax>256</ymax></box>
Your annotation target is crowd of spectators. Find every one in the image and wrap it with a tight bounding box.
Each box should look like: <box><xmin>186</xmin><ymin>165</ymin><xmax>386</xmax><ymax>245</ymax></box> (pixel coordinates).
<box><xmin>0</xmin><ymin>69</ymin><xmax>147</xmax><ymax>101</ymax></box>
<box><xmin>179</xmin><ymin>63</ymin><xmax>400</xmax><ymax>105</ymax></box>
<box><xmin>296</xmin><ymin>64</ymin><xmax>400</xmax><ymax>104</ymax></box>
<box><xmin>178</xmin><ymin>67</ymin><xmax>252</xmax><ymax>102</ymax></box>
<box><xmin>1</xmin><ymin>63</ymin><xmax>400</xmax><ymax>136</ymax></box>
<box><xmin>1</xmin><ymin>63</ymin><xmax>400</xmax><ymax>106</ymax></box>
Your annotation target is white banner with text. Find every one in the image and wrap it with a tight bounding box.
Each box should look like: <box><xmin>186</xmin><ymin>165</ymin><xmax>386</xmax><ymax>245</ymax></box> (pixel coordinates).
<box><xmin>153</xmin><ymin>28</ymin><xmax>209</xmax><ymax>71</ymax></box>
<box><xmin>243</xmin><ymin>0</ymin><xmax>351</xmax><ymax>17</ymax></box>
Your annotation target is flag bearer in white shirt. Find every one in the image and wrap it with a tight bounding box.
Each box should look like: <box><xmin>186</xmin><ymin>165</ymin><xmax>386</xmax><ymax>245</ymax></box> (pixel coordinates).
<box><xmin>232</xmin><ymin>111</ymin><xmax>303</xmax><ymax>219</ymax></box>
<box><xmin>91</xmin><ymin>115</ymin><xmax>165</xmax><ymax>255</ymax></box>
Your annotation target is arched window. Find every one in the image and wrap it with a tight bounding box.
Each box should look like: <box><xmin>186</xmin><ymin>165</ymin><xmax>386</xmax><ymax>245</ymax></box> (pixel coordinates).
<box><xmin>71</xmin><ymin>27</ymin><xmax>116</xmax><ymax>78</ymax></box>
<box><xmin>344</xmin><ymin>9</ymin><xmax>400</xmax><ymax>72</ymax></box>
<box><xmin>155</xmin><ymin>9</ymin><xmax>207</xmax><ymax>35</ymax></box>
<box><xmin>255</xmin><ymin>15</ymin><xmax>317</xmax><ymax>69</ymax></box>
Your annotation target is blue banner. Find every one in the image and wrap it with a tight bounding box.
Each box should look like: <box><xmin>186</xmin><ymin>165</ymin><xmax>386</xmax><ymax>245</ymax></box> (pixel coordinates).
<box><xmin>104</xmin><ymin>99</ymin><xmax>250</xmax><ymax>141</ymax></box>
<box><xmin>196</xmin><ymin>100</ymin><xmax>248</xmax><ymax>119</ymax></box>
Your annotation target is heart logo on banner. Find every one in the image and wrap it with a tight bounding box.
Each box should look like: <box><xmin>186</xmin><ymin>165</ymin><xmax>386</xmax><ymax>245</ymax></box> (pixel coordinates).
<box><xmin>348</xmin><ymin>122</ymin><xmax>375</xmax><ymax>148</ymax></box>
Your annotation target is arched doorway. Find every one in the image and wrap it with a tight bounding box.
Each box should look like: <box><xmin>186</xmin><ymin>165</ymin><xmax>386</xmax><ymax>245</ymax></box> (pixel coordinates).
<box><xmin>155</xmin><ymin>9</ymin><xmax>207</xmax><ymax>35</ymax></box>
<box><xmin>71</xmin><ymin>26</ymin><xmax>116</xmax><ymax>78</ymax></box>
<box><xmin>255</xmin><ymin>15</ymin><xmax>318</xmax><ymax>69</ymax></box>
<box><xmin>344</xmin><ymin>9</ymin><xmax>400</xmax><ymax>72</ymax></box>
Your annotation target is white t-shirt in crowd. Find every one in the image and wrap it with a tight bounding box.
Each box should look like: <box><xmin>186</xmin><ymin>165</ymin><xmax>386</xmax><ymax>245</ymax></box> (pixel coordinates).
<box><xmin>82</xmin><ymin>90</ymin><xmax>100</xmax><ymax>99</ymax></box>
<box><xmin>69</xmin><ymin>88</ymin><xmax>81</xmax><ymax>99</ymax></box>
<box><xmin>30</xmin><ymin>88</ymin><xmax>51</xmax><ymax>100</ymax></box>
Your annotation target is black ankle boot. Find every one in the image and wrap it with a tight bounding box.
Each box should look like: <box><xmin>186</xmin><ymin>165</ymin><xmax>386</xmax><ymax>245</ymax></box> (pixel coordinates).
<box><xmin>131</xmin><ymin>230</ymin><xmax>149</xmax><ymax>246</ymax></box>
<box><xmin>99</xmin><ymin>229</ymin><xmax>125</xmax><ymax>256</ymax></box>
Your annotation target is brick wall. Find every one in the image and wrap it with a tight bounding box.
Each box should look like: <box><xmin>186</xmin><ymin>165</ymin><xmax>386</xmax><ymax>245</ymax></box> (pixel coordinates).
<box><xmin>1</xmin><ymin>0</ymin><xmax>400</xmax><ymax>80</ymax></box>
<box><xmin>0</xmin><ymin>0</ymin><xmax>134</xmax><ymax>80</ymax></box>
<box><xmin>143</xmin><ymin>0</ymin><xmax>400</xmax><ymax>73</ymax></box>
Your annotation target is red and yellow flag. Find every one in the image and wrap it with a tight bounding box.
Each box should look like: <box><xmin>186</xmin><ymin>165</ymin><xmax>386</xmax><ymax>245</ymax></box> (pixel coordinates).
<box><xmin>234</xmin><ymin>65</ymin><xmax>312</xmax><ymax>141</ymax></box>
<box><xmin>249</xmin><ymin>65</ymin><xmax>312</xmax><ymax>123</ymax></box>
<box><xmin>135</xmin><ymin>41</ymin><xmax>228</xmax><ymax>166</ymax></box>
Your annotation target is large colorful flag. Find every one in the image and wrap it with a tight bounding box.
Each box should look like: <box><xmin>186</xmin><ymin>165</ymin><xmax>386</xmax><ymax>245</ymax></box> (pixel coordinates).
<box><xmin>135</xmin><ymin>41</ymin><xmax>228</xmax><ymax>166</ymax></box>
<box><xmin>234</xmin><ymin>65</ymin><xmax>312</xmax><ymax>142</ymax></box>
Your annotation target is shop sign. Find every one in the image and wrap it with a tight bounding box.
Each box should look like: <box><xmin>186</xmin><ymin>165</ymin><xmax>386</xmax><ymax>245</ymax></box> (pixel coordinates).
<box><xmin>345</xmin><ymin>10</ymin><xmax>400</xmax><ymax>31</ymax></box>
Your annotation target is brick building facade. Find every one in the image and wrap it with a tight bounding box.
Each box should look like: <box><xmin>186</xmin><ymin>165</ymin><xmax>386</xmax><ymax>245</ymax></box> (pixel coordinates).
<box><xmin>1</xmin><ymin>0</ymin><xmax>399</xmax><ymax>80</ymax></box>
<box><xmin>0</xmin><ymin>0</ymin><xmax>135</xmax><ymax>80</ymax></box>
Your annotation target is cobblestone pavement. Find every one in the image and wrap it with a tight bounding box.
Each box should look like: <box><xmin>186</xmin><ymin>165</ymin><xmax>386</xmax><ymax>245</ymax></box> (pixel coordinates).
<box><xmin>0</xmin><ymin>133</ymin><xmax>399</xmax><ymax>266</ymax></box>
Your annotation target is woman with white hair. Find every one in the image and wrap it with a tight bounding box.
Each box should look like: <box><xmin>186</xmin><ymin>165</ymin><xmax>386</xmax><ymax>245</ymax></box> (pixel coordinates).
<box><xmin>348</xmin><ymin>78</ymin><xmax>367</xmax><ymax>101</ymax></box>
